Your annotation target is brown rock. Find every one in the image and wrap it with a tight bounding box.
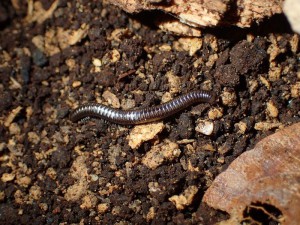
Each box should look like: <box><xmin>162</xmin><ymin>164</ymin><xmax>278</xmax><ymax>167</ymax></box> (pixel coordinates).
<box><xmin>203</xmin><ymin>123</ymin><xmax>300</xmax><ymax>225</ymax></box>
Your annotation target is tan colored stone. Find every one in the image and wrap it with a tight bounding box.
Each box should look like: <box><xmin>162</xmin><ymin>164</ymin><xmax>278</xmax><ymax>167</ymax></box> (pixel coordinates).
<box><xmin>208</xmin><ymin>107</ymin><xmax>223</xmax><ymax>120</ymax></box>
<box><xmin>234</xmin><ymin>121</ymin><xmax>247</xmax><ymax>134</ymax></box>
<box><xmin>102</xmin><ymin>90</ymin><xmax>121</xmax><ymax>108</ymax></box>
<box><xmin>72</xmin><ymin>81</ymin><xmax>82</xmax><ymax>88</ymax></box>
<box><xmin>291</xmin><ymin>82</ymin><xmax>300</xmax><ymax>98</ymax></box>
<box><xmin>1</xmin><ymin>173</ymin><xmax>15</xmax><ymax>182</ymax></box>
<box><xmin>266</xmin><ymin>100</ymin><xmax>279</xmax><ymax>118</ymax></box>
<box><xmin>97</xmin><ymin>203</ymin><xmax>109</xmax><ymax>214</ymax></box>
<box><xmin>142</xmin><ymin>139</ymin><xmax>180</xmax><ymax>169</ymax></box>
<box><xmin>127</xmin><ymin>122</ymin><xmax>164</xmax><ymax>149</ymax></box>
<box><xmin>29</xmin><ymin>185</ymin><xmax>42</xmax><ymax>200</ymax></box>
<box><xmin>80</xmin><ymin>194</ymin><xmax>98</xmax><ymax>209</ymax></box>
<box><xmin>169</xmin><ymin>186</ymin><xmax>198</xmax><ymax>210</ymax></box>
<box><xmin>254</xmin><ymin>121</ymin><xmax>283</xmax><ymax>131</ymax></box>
<box><xmin>221</xmin><ymin>90</ymin><xmax>237</xmax><ymax>107</ymax></box>
<box><xmin>9</xmin><ymin>123</ymin><xmax>21</xmax><ymax>135</ymax></box>
<box><xmin>173</xmin><ymin>37</ymin><xmax>202</xmax><ymax>56</ymax></box>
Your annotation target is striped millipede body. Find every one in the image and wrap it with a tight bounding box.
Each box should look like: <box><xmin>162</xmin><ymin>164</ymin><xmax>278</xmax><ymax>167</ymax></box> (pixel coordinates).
<box><xmin>70</xmin><ymin>90</ymin><xmax>215</xmax><ymax>125</ymax></box>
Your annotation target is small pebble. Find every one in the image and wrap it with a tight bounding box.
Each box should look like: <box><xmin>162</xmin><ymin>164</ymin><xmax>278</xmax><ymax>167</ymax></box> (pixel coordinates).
<box><xmin>9</xmin><ymin>122</ymin><xmax>21</xmax><ymax>135</ymax></box>
<box><xmin>90</xmin><ymin>174</ymin><xmax>99</xmax><ymax>182</ymax></box>
<box><xmin>102</xmin><ymin>90</ymin><xmax>120</xmax><ymax>108</ymax></box>
<box><xmin>98</xmin><ymin>203</ymin><xmax>109</xmax><ymax>213</ymax></box>
<box><xmin>266</xmin><ymin>100</ymin><xmax>279</xmax><ymax>118</ymax></box>
<box><xmin>291</xmin><ymin>82</ymin><xmax>300</xmax><ymax>98</ymax></box>
<box><xmin>221</xmin><ymin>90</ymin><xmax>237</xmax><ymax>107</ymax></box>
<box><xmin>254</xmin><ymin>121</ymin><xmax>283</xmax><ymax>131</ymax></box>
<box><xmin>142</xmin><ymin>140</ymin><xmax>181</xmax><ymax>169</ymax></box>
<box><xmin>92</xmin><ymin>58</ymin><xmax>102</xmax><ymax>67</ymax></box>
<box><xmin>1</xmin><ymin>173</ymin><xmax>15</xmax><ymax>182</ymax></box>
<box><xmin>169</xmin><ymin>186</ymin><xmax>198</xmax><ymax>210</ymax></box>
<box><xmin>235</xmin><ymin>121</ymin><xmax>247</xmax><ymax>134</ymax></box>
<box><xmin>208</xmin><ymin>107</ymin><xmax>223</xmax><ymax>120</ymax></box>
<box><xmin>127</xmin><ymin>122</ymin><xmax>165</xmax><ymax>149</ymax></box>
<box><xmin>27</xmin><ymin>131</ymin><xmax>40</xmax><ymax>144</ymax></box>
<box><xmin>259</xmin><ymin>75</ymin><xmax>271</xmax><ymax>89</ymax></box>
<box><xmin>217</xmin><ymin>156</ymin><xmax>225</xmax><ymax>164</ymax></box>
<box><xmin>32</xmin><ymin>49</ymin><xmax>48</xmax><ymax>67</ymax></box>
<box><xmin>72</xmin><ymin>81</ymin><xmax>82</xmax><ymax>88</ymax></box>
<box><xmin>121</xmin><ymin>98</ymin><xmax>135</xmax><ymax>110</ymax></box>
<box><xmin>195</xmin><ymin>120</ymin><xmax>214</xmax><ymax>136</ymax></box>
<box><xmin>39</xmin><ymin>203</ymin><xmax>48</xmax><ymax>211</ymax></box>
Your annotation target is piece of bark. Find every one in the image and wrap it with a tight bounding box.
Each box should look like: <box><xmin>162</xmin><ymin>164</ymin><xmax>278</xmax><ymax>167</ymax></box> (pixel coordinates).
<box><xmin>203</xmin><ymin>123</ymin><xmax>300</xmax><ymax>225</ymax></box>
<box><xmin>234</xmin><ymin>0</ymin><xmax>283</xmax><ymax>27</ymax></box>
<box><xmin>105</xmin><ymin>0</ymin><xmax>283</xmax><ymax>36</ymax></box>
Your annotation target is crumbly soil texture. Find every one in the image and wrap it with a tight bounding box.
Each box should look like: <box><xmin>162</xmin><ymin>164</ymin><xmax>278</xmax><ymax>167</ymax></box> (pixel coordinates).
<box><xmin>0</xmin><ymin>1</ymin><xmax>299</xmax><ymax>225</ymax></box>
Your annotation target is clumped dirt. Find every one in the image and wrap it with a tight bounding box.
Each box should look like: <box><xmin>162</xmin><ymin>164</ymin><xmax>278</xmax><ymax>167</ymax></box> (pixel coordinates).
<box><xmin>0</xmin><ymin>1</ymin><xmax>299</xmax><ymax>225</ymax></box>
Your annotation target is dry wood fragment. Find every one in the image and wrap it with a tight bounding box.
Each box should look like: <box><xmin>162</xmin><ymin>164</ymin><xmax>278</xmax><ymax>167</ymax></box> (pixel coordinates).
<box><xmin>105</xmin><ymin>0</ymin><xmax>283</xmax><ymax>36</ymax></box>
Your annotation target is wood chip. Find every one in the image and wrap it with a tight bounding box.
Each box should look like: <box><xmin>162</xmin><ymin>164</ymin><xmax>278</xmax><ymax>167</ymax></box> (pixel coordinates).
<box><xmin>259</xmin><ymin>75</ymin><xmax>271</xmax><ymax>89</ymax></box>
<box><xmin>157</xmin><ymin>19</ymin><xmax>201</xmax><ymax>37</ymax></box>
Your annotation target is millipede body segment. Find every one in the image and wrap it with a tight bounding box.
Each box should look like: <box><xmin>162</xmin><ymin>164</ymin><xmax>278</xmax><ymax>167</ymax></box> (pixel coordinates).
<box><xmin>70</xmin><ymin>90</ymin><xmax>215</xmax><ymax>125</ymax></box>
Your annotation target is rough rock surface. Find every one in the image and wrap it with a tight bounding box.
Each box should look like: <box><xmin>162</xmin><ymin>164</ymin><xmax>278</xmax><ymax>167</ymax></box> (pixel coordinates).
<box><xmin>203</xmin><ymin>123</ymin><xmax>300</xmax><ymax>225</ymax></box>
<box><xmin>105</xmin><ymin>0</ymin><xmax>283</xmax><ymax>35</ymax></box>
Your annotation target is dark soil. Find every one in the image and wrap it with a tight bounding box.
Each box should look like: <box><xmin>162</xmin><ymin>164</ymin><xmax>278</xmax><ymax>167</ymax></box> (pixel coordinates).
<box><xmin>0</xmin><ymin>1</ymin><xmax>299</xmax><ymax>225</ymax></box>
